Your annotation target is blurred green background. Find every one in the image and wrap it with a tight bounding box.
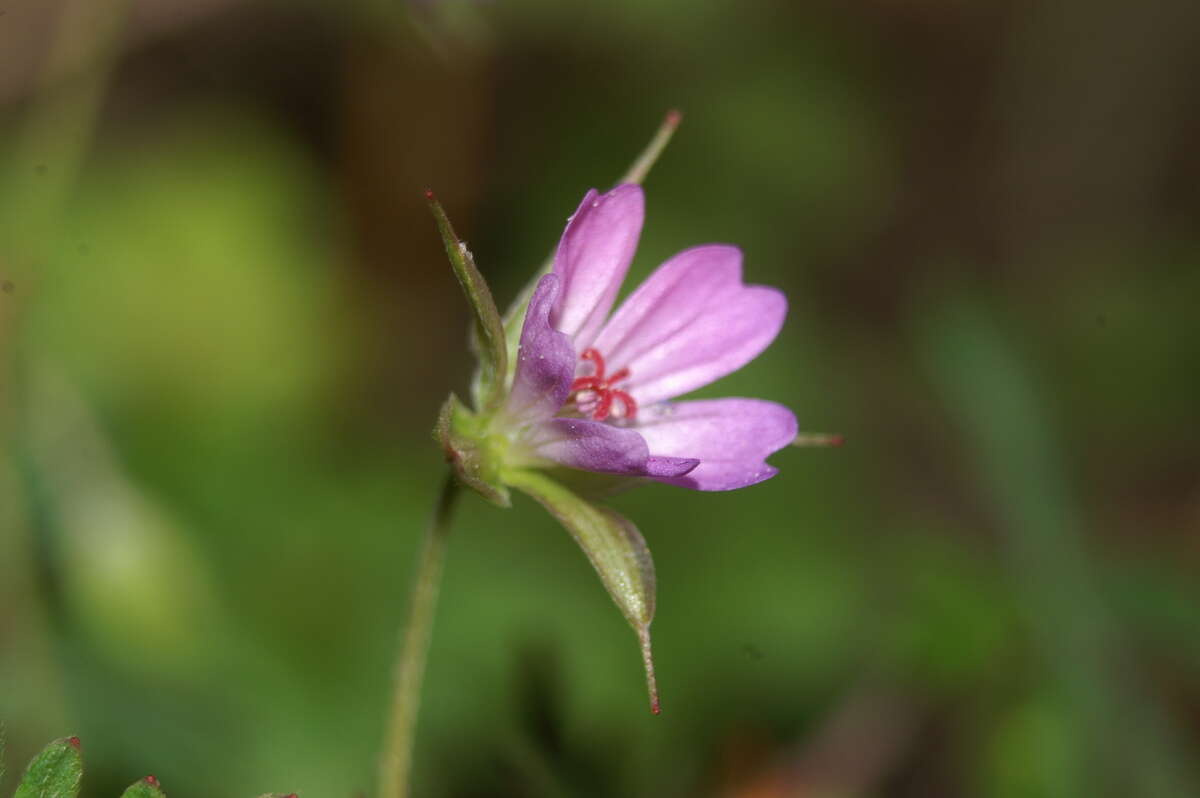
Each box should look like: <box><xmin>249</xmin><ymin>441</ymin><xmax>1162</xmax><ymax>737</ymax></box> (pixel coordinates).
<box><xmin>2</xmin><ymin>0</ymin><xmax>1199</xmax><ymax>796</ymax></box>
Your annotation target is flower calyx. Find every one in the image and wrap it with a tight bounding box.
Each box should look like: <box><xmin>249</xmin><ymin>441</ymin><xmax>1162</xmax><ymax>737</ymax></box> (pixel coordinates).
<box><xmin>435</xmin><ymin>394</ymin><xmax>510</xmax><ymax>507</ymax></box>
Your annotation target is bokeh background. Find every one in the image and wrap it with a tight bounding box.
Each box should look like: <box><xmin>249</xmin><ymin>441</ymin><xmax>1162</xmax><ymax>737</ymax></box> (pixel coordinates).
<box><xmin>2</xmin><ymin>0</ymin><xmax>1199</xmax><ymax>796</ymax></box>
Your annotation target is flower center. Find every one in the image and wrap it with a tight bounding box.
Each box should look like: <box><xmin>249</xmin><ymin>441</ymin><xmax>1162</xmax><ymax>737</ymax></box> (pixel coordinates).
<box><xmin>569</xmin><ymin>347</ymin><xmax>637</xmax><ymax>421</ymax></box>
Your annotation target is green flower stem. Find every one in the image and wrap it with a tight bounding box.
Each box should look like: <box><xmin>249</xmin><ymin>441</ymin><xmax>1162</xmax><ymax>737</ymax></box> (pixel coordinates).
<box><xmin>378</xmin><ymin>472</ymin><xmax>460</xmax><ymax>798</ymax></box>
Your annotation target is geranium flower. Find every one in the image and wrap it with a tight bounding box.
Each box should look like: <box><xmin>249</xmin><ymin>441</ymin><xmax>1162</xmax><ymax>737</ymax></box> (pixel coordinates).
<box><xmin>499</xmin><ymin>183</ymin><xmax>797</xmax><ymax>491</ymax></box>
<box><xmin>379</xmin><ymin>119</ymin><xmax>842</xmax><ymax>798</ymax></box>
<box><xmin>428</xmin><ymin>148</ymin><xmax>832</xmax><ymax>717</ymax></box>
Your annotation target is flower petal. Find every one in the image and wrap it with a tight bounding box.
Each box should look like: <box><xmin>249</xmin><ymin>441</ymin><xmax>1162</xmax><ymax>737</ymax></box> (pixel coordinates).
<box><xmin>519</xmin><ymin>418</ymin><xmax>698</xmax><ymax>478</ymax></box>
<box><xmin>634</xmin><ymin>398</ymin><xmax>798</xmax><ymax>491</ymax></box>
<box><xmin>617</xmin><ymin>279</ymin><xmax>786</xmax><ymax>407</ymax></box>
<box><xmin>551</xmin><ymin>184</ymin><xmax>644</xmax><ymax>349</ymax></box>
<box><xmin>590</xmin><ymin>244</ymin><xmax>743</xmax><ymax>371</ymax></box>
<box><xmin>504</xmin><ymin>274</ymin><xmax>575</xmax><ymax>424</ymax></box>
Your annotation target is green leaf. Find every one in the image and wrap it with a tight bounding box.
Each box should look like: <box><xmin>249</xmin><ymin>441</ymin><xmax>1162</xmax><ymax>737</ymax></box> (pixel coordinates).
<box><xmin>435</xmin><ymin>394</ymin><xmax>510</xmax><ymax>508</ymax></box>
<box><xmin>119</xmin><ymin>775</ymin><xmax>167</xmax><ymax>798</ymax></box>
<box><xmin>503</xmin><ymin>468</ymin><xmax>661</xmax><ymax>713</ymax></box>
<box><xmin>426</xmin><ymin>192</ymin><xmax>508</xmax><ymax>412</ymax></box>
<box><xmin>14</xmin><ymin>737</ymin><xmax>82</xmax><ymax>798</ymax></box>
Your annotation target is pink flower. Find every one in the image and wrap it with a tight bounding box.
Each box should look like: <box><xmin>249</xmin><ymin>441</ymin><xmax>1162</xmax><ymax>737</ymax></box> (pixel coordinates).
<box><xmin>501</xmin><ymin>184</ymin><xmax>797</xmax><ymax>491</ymax></box>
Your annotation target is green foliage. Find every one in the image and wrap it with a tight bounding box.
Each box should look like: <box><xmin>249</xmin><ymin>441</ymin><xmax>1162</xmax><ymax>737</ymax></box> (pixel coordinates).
<box><xmin>13</xmin><ymin>738</ymin><xmax>81</xmax><ymax>798</ymax></box>
<box><xmin>117</xmin><ymin>776</ymin><xmax>167</xmax><ymax>798</ymax></box>
<box><xmin>9</xmin><ymin>739</ymin><xmax>291</xmax><ymax>798</ymax></box>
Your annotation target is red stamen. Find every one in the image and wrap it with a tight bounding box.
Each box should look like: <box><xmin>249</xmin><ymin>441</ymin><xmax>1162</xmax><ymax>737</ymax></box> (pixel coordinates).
<box><xmin>580</xmin><ymin>348</ymin><xmax>606</xmax><ymax>379</ymax></box>
<box><xmin>570</xmin><ymin>375</ymin><xmax>603</xmax><ymax>392</ymax></box>
<box><xmin>610</xmin><ymin>390</ymin><xmax>637</xmax><ymax>419</ymax></box>
<box><xmin>568</xmin><ymin>348</ymin><xmax>637</xmax><ymax>421</ymax></box>
<box><xmin>594</xmin><ymin>391</ymin><xmax>615</xmax><ymax>421</ymax></box>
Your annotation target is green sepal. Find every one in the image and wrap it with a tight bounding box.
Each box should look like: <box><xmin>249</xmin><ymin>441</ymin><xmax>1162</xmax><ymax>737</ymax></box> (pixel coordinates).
<box><xmin>119</xmin><ymin>776</ymin><xmax>167</xmax><ymax>798</ymax></box>
<box><xmin>426</xmin><ymin>192</ymin><xmax>508</xmax><ymax>413</ymax></box>
<box><xmin>435</xmin><ymin>394</ymin><xmax>510</xmax><ymax>508</ymax></box>
<box><xmin>14</xmin><ymin>737</ymin><xmax>82</xmax><ymax>798</ymax></box>
<box><xmin>503</xmin><ymin>468</ymin><xmax>661</xmax><ymax>713</ymax></box>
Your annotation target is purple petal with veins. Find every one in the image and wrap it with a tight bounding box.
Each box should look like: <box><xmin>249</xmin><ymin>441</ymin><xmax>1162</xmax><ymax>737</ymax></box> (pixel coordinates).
<box><xmin>550</xmin><ymin>184</ymin><xmax>644</xmax><ymax>351</ymax></box>
<box><xmin>634</xmin><ymin>399</ymin><xmax>798</xmax><ymax>491</ymax></box>
<box><xmin>590</xmin><ymin>244</ymin><xmax>743</xmax><ymax>369</ymax></box>
<box><xmin>614</xmin><ymin>281</ymin><xmax>786</xmax><ymax>408</ymax></box>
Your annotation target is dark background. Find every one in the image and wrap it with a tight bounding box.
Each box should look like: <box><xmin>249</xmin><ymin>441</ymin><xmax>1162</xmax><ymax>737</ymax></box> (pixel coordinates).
<box><xmin>2</xmin><ymin>0</ymin><xmax>1199</xmax><ymax>795</ymax></box>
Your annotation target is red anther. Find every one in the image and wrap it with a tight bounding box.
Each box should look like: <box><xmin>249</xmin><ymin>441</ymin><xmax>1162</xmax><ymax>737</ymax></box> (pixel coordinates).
<box><xmin>67</xmin><ymin>737</ymin><xmax>81</xmax><ymax>748</ymax></box>
<box><xmin>424</xmin><ymin>189</ymin><xmax>435</xmax><ymax>200</ymax></box>
<box><xmin>144</xmin><ymin>776</ymin><xmax>159</xmax><ymax>787</ymax></box>
<box><xmin>579</xmin><ymin>347</ymin><xmax>606</xmax><ymax>377</ymax></box>
<box><xmin>610</xmin><ymin>390</ymin><xmax>637</xmax><ymax>419</ymax></box>
<box><xmin>665</xmin><ymin>109</ymin><xmax>683</xmax><ymax>127</ymax></box>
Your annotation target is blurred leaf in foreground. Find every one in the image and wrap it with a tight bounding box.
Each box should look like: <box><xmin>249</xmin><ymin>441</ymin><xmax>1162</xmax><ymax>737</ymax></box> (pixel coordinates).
<box><xmin>14</xmin><ymin>737</ymin><xmax>81</xmax><ymax>798</ymax></box>
<box><xmin>118</xmin><ymin>775</ymin><xmax>166</xmax><ymax>798</ymax></box>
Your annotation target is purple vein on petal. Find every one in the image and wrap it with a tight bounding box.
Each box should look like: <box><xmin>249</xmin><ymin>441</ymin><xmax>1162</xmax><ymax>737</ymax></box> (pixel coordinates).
<box><xmin>591</xmin><ymin>244</ymin><xmax>744</xmax><ymax>372</ymax></box>
<box><xmin>622</xmin><ymin>285</ymin><xmax>787</xmax><ymax>407</ymax></box>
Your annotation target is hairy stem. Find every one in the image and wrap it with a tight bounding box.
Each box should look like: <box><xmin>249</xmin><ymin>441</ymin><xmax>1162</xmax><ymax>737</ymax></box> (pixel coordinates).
<box><xmin>378</xmin><ymin>472</ymin><xmax>460</xmax><ymax>798</ymax></box>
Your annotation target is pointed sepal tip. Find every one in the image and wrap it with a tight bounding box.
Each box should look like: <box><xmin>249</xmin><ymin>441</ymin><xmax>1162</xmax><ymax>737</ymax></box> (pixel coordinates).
<box><xmin>640</xmin><ymin>627</ymin><xmax>661</xmax><ymax>715</ymax></box>
<box><xmin>504</xmin><ymin>469</ymin><xmax>662</xmax><ymax>713</ymax></box>
<box><xmin>426</xmin><ymin>190</ymin><xmax>509</xmax><ymax>411</ymax></box>
<box><xmin>792</xmin><ymin>432</ymin><xmax>844</xmax><ymax>448</ymax></box>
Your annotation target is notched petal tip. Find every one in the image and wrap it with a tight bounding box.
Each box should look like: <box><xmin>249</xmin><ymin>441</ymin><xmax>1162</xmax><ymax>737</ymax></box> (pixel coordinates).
<box><xmin>638</xmin><ymin>398</ymin><xmax>797</xmax><ymax>491</ymax></box>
